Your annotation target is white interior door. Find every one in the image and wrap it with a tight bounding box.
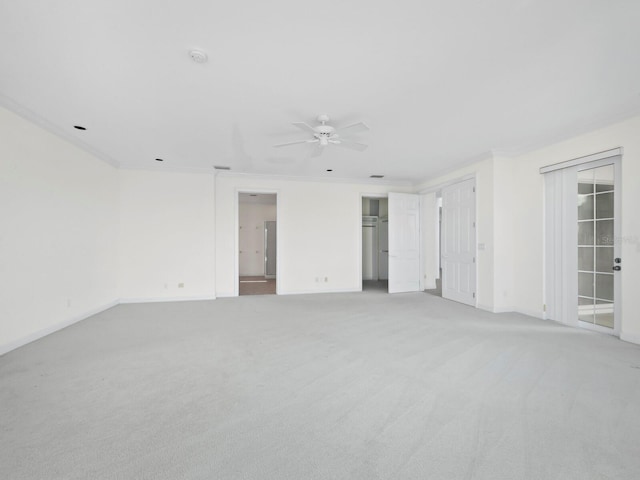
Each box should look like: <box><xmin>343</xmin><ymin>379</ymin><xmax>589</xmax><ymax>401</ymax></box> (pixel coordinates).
<box><xmin>441</xmin><ymin>179</ymin><xmax>476</xmax><ymax>305</ymax></box>
<box><xmin>388</xmin><ymin>193</ymin><xmax>420</xmax><ymax>293</ymax></box>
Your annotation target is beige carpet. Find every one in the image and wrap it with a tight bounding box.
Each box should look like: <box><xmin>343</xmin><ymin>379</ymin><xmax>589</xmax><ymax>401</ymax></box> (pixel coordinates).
<box><xmin>1</xmin><ymin>291</ymin><xmax>640</xmax><ymax>479</ymax></box>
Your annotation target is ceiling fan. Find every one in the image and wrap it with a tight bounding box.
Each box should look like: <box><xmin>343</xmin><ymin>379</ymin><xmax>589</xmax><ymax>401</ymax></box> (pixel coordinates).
<box><xmin>274</xmin><ymin>114</ymin><xmax>369</xmax><ymax>154</ymax></box>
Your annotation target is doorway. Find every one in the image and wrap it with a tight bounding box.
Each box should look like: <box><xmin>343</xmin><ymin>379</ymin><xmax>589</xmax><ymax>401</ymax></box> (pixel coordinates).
<box><xmin>238</xmin><ymin>192</ymin><xmax>277</xmax><ymax>296</ymax></box>
<box><xmin>544</xmin><ymin>151</ymin><xmax>622</xmax><ymax>335</ymax></box>
<box><xmin>362</xmin><ymin>196</ymin><xmax>389</xmax><ymax>292</ymax></box>
<box><xmin>441</xmin><ymin>178</ymin><xmax>477</xmax><ymax>306</ymax></box>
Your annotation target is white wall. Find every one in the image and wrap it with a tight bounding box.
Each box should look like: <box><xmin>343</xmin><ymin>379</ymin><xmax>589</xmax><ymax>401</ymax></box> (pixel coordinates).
<box><xmin>492</xmin><ymin>156</ymin><xmax>516</xmax><ymax>312</ymax></box>
<box><xmin>416</xmin><ymin>115</ymin><xmax>640</xmax><ymax>344</ymax></box>
<box><xmin>215</xmin><ymin>175</ymin><xmax>409</xmax><ymax>297</ymax></box>
<box><xmin>118</xmin><ymin>170</ymin><xmax>216</xmax><ymax>302</ymax></box>
<box><xmin>508</xmin><ymin>115</ymin><xmax>640</xmax><ymax>342</ymax></box>
<box><xmin>0</xmin><ymin>106</ymin><xmax>118</xmax><ymax>354</ymax></box>
<box><xmin>239</xmin><ymin>202</ymin><xmax>276</xmax><ymax>276</ymax></box>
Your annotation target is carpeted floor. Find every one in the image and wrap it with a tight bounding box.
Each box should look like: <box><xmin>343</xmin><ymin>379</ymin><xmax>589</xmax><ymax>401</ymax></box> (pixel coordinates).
<box><xmin>1</xmin><ymin>291</ymin><xmax>640</xmax><ymax>479</ymax></box>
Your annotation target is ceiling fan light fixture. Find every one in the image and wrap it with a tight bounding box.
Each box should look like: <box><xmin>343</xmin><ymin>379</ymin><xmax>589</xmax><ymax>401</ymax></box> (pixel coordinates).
<box><xmin>273</xmin><ymin>114</ymin><xmax>369</xmax><ymax>154</ymax></box>
<box><xmin>189</xmin><ymin>49</ymin><xmax>208</xmax><ymax>64</ymax></box>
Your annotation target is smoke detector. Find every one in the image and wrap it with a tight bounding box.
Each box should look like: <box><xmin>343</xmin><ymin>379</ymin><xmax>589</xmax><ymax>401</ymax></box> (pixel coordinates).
<box><xmin>189</xmin><ymin>50</ymin><xmax>208</xmax><ymax>64</ymax></box>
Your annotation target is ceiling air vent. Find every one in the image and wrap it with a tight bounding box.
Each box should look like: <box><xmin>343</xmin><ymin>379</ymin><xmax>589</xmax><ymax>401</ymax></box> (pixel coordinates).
<box><xmin>214</xmin><ymin>165</ymin><xmax>231</xmax><ymax>170</ymax></box>
<box><xmin>370</xmin><ymin>175</ymin><xmax>384</xmax><ymax>178</ymax></box>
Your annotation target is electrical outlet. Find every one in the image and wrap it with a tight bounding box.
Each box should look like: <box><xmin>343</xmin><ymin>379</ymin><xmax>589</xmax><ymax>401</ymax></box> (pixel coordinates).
<box><xmin>178</xmin><ymin>283</ymin><xmax>184</xmax><ymax>288</ymax></box>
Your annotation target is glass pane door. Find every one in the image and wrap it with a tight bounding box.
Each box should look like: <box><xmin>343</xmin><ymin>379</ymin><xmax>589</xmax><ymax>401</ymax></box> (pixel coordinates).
<box><xmin>577</xmin><ymin>164</ymin><xmax>615</xmax><ymax>329</ymax></box>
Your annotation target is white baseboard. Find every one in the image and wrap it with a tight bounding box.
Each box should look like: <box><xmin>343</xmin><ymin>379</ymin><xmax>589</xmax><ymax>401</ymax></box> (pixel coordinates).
<box><xmin>477</xmin><ymin>304</ymin><xmax>546</xmax><ymax>319</ymax></box>
<box><xmin>118</xmin><ymin>295</ymin><xmax>216</xmax><ymax>304</ymax></box>
<box><xmin>282</xmin><ymin>287</ymin><xmax>363</xmax><ymax>295</ymax></box>
<box><xmin>215</xmin><ymin>292</ymin><xmax>237</xmax><ymax>298</ymax></box>
<box><xmin>513</xmin><ymin>308</ymin><xmax>546</xmax><ymax>319</ymax></box>
<box><xmin>0</xmin><ymin>300</ymin><xmax>118</xmax><ymax>356</ymax></box>
<box><xmin>477</xmin><ymin>303</ymin><xmax>493</xmax><ymax>312</ymax></box>
<box><xmin>620</xmin><ymin>331</ymin><xmax>640</xmax><ymax>346</ymax></box>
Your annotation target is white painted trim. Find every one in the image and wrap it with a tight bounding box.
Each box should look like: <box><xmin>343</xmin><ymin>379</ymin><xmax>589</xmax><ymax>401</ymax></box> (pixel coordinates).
<box><xmin>490</xmin><ymin>306</ymin><xmax>515</xmax><ymax>314</ymax></box>
<box><xmin>119</xmin><ymin>165</ymin><xmax>217</xmax><ymax>175</ymax></box>
<box><xmin>478</xmin><ymin>298</ymin><xmax>492</xmax><ymax>313</ymax></box>
<box><xmin>359</xmin><ymin>193</ymin><xmax>390</xmax><ymax>292</ymax></box>
<box><xmin>514</xmin><ymin>308</ymin><xmax>546</xmax><ymax>320</ymax></box>
<box><xmin>417</xmin><ymin>172</ymin><xmax>477</xmax><ymax>195</ymax></box>
<box><xmin>218</xmin><ymin>170</ymin><xmax>412</xmax><ymax>187</ymax></box>
<box><xmin>214</xmin><ymin>292</ymin><xmax>236</xmax><ymax>298</ymax></box>
<box><xmin>539</xmin><ymin>147</ymin><xmax>622</xmax><ymax>173</ymax></box>
<box><xmin>282</xmin><ymin>287</ymin><xmax>363</xmax><ymax>295</ymax></box>
<box><xmin>118</xmin><ymin>296</ymin><xmax>216</xmax><ymax>304</ymax></box>
<box><xmin>0</xmin><ymin>92</ymin><xmax>121</xmax><ymax>168</ymax></box>
<box><xmin>0</xmin><ymin>300</ymin><xmax>119</xmax><ymax>356</ymax></box>
<box><xmin>620</xmin><ymin>332</ymin><xmax>640</xmax><ymax>346</ymax></box>
<box><xmin>234</xmin><ymin>188</ymin><xmax>280</xmax><ymax>297</ymax></box>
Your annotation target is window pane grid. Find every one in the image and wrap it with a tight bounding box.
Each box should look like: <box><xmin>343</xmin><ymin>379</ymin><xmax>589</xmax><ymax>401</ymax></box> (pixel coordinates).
<box><xmin>577</xmin><ymin>164</ymin><xmax>615</xmax><ymax>329</ymax></box>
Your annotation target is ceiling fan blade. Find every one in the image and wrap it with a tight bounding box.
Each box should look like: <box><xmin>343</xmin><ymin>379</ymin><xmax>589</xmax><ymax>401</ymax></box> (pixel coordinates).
<box><xmin>334</xmin><ymin>139</ymin><xmax>368</xmax><ymax>151</ymax></box>
<box><xmin>336</xmin><ymin>122</ymin><xmax>370</xmax><ymax>136</ymax></box>
<box><xmin>292</xmin><ymin>122</ymin><xmax>317</xmax><ymax>134</ymax></box>
<box><xmin>273</xmin><ymin>139</ymin><xmax>316</xmax><ymax>148</ymax></box>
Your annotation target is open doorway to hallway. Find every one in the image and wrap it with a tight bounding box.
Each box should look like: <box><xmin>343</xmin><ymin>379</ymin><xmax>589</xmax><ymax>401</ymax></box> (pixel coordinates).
<box><xmin>238</xmin><ymin>193</ymin><xmax>277</xmax><ymax>296</ymax></box>
<box><xmin>362</xmin><ymin>196</ymin><xmax>389</xmax><ymax>292</ymax></box>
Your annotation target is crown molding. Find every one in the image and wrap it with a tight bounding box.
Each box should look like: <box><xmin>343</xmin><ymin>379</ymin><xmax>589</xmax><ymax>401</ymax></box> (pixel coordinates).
<box><xmin>215</xmin><ymin>170</ymin><xmax>413</xmax><ymax>187</ymax></box>
<box><xmin>0</xmin><ymin>92</ymin><xmax>121</xmax><ymax>168</ymax></box>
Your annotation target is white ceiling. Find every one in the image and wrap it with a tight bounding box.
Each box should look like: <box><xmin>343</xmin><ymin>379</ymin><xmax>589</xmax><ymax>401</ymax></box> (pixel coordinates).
<box><xmin>2</xmin><ymin>1</ymin><xmax>639</xmax><ymax>184</ymax></box>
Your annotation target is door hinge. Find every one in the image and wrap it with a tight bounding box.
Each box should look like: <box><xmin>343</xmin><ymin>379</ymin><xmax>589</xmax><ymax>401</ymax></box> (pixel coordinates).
<box><xmin>473</xmin><ymin>221</ymin><xmax>476</xmax><ymax>227</ymax></box>
<box><xmin>473</xmin><ymin>187</ymin><xmax>476</xmax><ymax>193</ymax></box>
<box><xmin>473</xmin><ymin>257</ymin><xmax>476</xmax><ymax>263</ymax></box>
<box><xmin>473</xmin><ymin>292</ymin><xmax>476</xmax><ymax>298</ymax></box>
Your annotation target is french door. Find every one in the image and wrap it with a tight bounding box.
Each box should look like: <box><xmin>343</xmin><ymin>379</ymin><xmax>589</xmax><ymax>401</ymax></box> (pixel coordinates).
<box><xmin>576</xmin><ymin>160</ymin><xmax>621</xmax><ymax>333</ymax></box>
<box><xmin>544</xmin><ymin>153</ymin><xmax>622</xmax><ymax>335</ymax></box>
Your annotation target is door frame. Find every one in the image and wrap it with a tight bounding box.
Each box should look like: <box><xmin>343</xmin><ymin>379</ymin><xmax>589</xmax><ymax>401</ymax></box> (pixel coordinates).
<box><xmin>359</xmin><ymin>193</ymin><xmax>388</xmax><ymax>291</ymax></box>
<box><xmin>544</xmin><ymin>156</ymin><xmax>622</xmax><ymax>336</ymax></box>
<box><xmin>235</xmin><ymin>188</ymin><xmax>280</xmax><ymax>297</ymax></box>
<box><xmin>419</xmin><ymin>173</ymin><xmax>478</xmax><ymax>306</ymax></box>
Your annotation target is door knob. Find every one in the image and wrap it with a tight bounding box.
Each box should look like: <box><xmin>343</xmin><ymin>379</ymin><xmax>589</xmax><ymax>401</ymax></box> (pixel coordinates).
<box><xmin>615</xmin><ymin>258</ymin><xmax>621</xmax><ymax>263</ymax></box>
<box><xmin>613</xmin><ymin>265</ymin><xmax>621</xmax><ymax>271</ymax></box>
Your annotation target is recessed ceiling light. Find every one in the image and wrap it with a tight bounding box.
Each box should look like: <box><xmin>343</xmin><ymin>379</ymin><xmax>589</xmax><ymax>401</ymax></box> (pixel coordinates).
<box><xmin>73</xmin><ymin>125</ymin><xmax>86</xmax><ymax>130</ymax></box>
<box><xmin>214</xmin><ymin>165</ymin><xmax>231</xmax><ymax>170</ymax></box>
<box><xmin>370</xmin><ymin>175</ymin><xmax>384</xmax><ymax>178</ymax></box>
<box><xmin>155</xmin><ymin>158</ymin><xmax>164</xmax><ymax>162</ymax></box>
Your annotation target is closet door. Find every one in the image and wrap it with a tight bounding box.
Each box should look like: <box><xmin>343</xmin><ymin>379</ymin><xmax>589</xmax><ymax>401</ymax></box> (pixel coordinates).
<box><xmin>388</xmin><ymin>193</ymin><xmax>420</xmax><ymax>293</ymax></box>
